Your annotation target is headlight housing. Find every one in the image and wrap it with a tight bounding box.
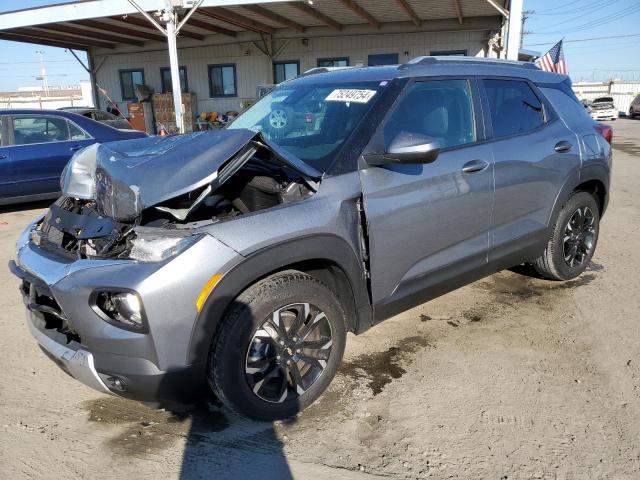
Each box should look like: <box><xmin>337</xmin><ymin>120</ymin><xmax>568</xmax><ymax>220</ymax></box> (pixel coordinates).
<box><xmin>92</xmin><ymin>290</ymin><xmax>146</xmax><ymax>331</ymax></box>
<box><xmin>60</xmin><ymin>143</ymin><xmax>97</xmax><ymax>199</ymax></box>
<box><xmin>129</xmin><ymin>229</ymin><xmax>201</xmax><ymax>262</ymax></box>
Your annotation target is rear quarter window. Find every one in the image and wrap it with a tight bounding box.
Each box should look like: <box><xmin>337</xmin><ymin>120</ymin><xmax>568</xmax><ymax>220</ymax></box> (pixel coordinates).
<box><xmin>539</xmin><ymin>87</ymin><xmax>594</xmax><ymax>132</ymax></box>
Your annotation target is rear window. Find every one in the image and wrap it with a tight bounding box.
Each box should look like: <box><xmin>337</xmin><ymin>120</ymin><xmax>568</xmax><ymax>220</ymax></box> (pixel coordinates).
<box><xmin>483</xmin><ymin>79</ymin><xmax>544</xmax><ymax>138</ymax></box>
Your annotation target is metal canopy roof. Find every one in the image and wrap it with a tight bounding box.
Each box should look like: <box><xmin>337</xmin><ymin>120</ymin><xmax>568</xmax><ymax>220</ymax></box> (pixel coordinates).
<box><xmin>0</xmin><ymin>0</ymin><xmax>508</xmax><ymax>51</ymax></box>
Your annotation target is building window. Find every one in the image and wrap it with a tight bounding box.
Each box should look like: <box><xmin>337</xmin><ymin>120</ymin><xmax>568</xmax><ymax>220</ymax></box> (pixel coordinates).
<box><xmin>160</xmin><ymin>66</ymin><xmax>188</xmax><ymax>93</ymax></box>
<box><xmin>317</xmin><ymin>57</ymin><xmax>349</xmax><ymax>68</ymax></box>
<box><xmin>430</xmin><ymin>50</ymin><xmax>468</xmax><ymax>56</ymax></box>
<box><xmin>367</xmin><ymin>53</ymin><xmax>399</xmax><ymax>66</ymax></box>
<box><xmin>208</xmin><ymin>64</ymin><xmax>237</xmax><ymax>97</ymax></box>
<box><xmin>273</xmin><ymin>60</ymin><xmax>299</xmax><ymax>84</ymax></box>
<box><xmin>119</xmin><ymin>69</ymin><xmax>145</xmax><ymax>101</ymax></box>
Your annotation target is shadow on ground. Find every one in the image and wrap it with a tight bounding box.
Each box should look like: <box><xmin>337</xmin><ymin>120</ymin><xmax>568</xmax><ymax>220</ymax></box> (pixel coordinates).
<box><xmin>83</xmin><ymin>396</ymin><xmax>296</xmax><ymax>480</ymax></box>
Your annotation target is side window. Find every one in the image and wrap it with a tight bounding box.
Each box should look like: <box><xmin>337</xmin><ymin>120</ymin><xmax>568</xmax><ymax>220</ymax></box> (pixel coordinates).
<box><xmin>67</xmin><ymin>120</ymin><xmax>91</xmax><ymax>140</ymax></box>
<box><xmin>12</xmin><ymin>116</ymin><xmax>71</xmax><ymax>145</ymax></box>
<box><xmin>0</xmin><ymin>116</ymin><xmax>3</xmax><ymax>146</ymax></box>
<box><xmin>383</xmin><ymin>79</ymin><xmax>476</xmax><ymax>150</ymax></box>
<box><xmin>93</xmin><ymin>111</ymin><xmax>114</xmax><ymax>121</ymax></box>
<box><xmin>484</xmin><ymin>79</ymin><xmax>544</xmax><ymax>138</ymax></box>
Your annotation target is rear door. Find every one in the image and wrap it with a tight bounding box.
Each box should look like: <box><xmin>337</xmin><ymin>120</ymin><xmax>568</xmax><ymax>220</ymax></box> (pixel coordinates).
<box><xmin>481</xmin><ymin>78</ymin><xmax>581</xmax><ymax>263</ymax></box>
<box><xmin>360</xmin><ymin>77</ymin><xmax>494</xmax><ymax>315</ymax></box>
<box><xmin>4</xmin><ymin>115</ymin><xmax>94</xmax><ymax>196</ymax></box>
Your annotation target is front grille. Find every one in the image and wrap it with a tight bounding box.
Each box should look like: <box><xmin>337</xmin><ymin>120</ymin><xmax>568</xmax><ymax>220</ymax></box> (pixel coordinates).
<box><xmin>23</xmin><ymin>279</ymin><xmax>81</xmax><ymax>345</ymax></box>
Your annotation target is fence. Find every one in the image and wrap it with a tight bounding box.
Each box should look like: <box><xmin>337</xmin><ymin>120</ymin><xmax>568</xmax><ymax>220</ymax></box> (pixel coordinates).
<box><xmin>573</xmin><ymin>81</ymin><xmax>640</xmax><ymax>116</ymax></box>
<box><xmin>0</xmin><ymin>94</ymin><xmax>86</xmax><ymax>109</ymax></box>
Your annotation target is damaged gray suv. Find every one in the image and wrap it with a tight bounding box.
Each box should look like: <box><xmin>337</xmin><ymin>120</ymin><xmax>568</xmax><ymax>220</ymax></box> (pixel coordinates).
<box><xmin>11</xmin><ymin>57</ymin><xmax>611</xmax><ymax>420</ymax></box>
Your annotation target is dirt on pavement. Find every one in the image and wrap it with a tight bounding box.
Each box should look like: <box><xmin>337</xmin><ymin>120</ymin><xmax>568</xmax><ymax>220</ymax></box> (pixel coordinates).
<box><xmin>1</xmin><ymin>119</ymin><xmax>639</xmax><ymax>480</ymax></box>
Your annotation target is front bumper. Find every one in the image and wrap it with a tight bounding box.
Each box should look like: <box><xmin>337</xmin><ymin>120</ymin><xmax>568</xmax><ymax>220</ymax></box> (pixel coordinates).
<box><xmin>10</xmin><ymin>222</ymin><xmax>240</xmax><ymax>403</ymax></box>
<box><xmin>26</xmin><ymin>309</ymin><xmax>111</xmax><ymax>395</ymax></box>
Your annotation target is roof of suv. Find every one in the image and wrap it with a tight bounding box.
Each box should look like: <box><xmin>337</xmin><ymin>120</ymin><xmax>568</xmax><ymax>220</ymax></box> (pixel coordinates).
<box><xmin>292</xmin><ymin>56</ymin><xmax>568</xmax><ymax>86</ymax></box>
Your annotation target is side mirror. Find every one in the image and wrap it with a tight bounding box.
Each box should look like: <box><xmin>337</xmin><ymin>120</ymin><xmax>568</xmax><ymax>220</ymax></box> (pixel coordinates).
<box><xmin>366</xmin><ymin>131</ymin><xmax>441</xmax><ymax>166</ymax></box>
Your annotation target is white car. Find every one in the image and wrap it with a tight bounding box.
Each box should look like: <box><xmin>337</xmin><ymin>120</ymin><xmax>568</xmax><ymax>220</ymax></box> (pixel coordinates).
<box><xmin>588</xmin><ymin>96</ymin><xmax>618</xmax><ymax>121</ymax></box>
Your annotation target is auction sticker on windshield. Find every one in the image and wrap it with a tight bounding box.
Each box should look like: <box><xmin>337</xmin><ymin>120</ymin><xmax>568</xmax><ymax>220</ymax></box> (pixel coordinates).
<box><xmin>325</xmin><ymin>89</ymin><xmax>377</xmax><ymax>103</ymax></box>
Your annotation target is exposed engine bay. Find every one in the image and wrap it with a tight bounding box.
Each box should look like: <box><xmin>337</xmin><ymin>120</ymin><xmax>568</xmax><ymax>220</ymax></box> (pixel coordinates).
<box><xmin>32</xmin><ymin>130</ymin><xmax>319</xmax><ymax>260</ymax></box>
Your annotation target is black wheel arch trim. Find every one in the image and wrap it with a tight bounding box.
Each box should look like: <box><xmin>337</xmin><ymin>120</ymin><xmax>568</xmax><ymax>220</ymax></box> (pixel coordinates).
<box><xmin>185</xmin><ymin>234</ymin><xmax>372</xmax><ymax>366</ymax></box>
<box><xmin>548</xmin><ymin>166</ymin><xmax>609</xmax><ymax>231</ymax></box>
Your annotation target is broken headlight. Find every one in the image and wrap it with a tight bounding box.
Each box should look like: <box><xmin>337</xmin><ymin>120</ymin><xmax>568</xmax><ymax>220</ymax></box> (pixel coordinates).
<box><xmin>129</xmin><ymin>229</ymin><xmax>201</xmax><ymax>262</ymax></box>
<box><xmin>60</xmin><ymin>143</ymin><xmax>98</xmax><ymax>199</ymax></box>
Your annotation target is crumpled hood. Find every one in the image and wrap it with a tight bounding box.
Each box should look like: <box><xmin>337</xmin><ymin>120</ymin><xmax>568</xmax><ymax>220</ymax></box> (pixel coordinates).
<box><xmin>60</xmin><ymin>129</ymin><xmax>320</xmax><ymax>221</ymax></box>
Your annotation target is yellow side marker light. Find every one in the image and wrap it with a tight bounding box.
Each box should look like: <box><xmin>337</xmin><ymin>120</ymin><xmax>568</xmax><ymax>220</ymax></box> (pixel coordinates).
<box><xmin>196</xmin><ymin>273</ymin><xmax>224</xmax><ymax>312</ymax></box>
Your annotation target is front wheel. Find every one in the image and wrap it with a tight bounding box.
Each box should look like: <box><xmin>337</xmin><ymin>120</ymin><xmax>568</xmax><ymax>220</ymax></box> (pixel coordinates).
<box><xmin>534</xmin><ymin>191</ymin><xmax>600</xmax><ymax>280</ymax></box>
<box><xmin>208</xmin><ymin>271</ymin><xmax>346</xmax><ymax>421</ymax></box>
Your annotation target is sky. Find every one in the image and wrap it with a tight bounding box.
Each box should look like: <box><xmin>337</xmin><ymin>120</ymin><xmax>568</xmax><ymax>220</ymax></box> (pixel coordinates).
<box><xmin>520</xmin><ymin>0</ymin><xmax>640</xmax><ymax>82</ymax></box>
<box><xmin>0</xmin><ymin>0</ymin><xmax>639</xmax><ymax>92</ymax></box>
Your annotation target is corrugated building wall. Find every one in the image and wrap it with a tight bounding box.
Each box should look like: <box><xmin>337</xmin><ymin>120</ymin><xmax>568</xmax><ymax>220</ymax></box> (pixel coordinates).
<box><xmin>91</xmin><ymin>27</ymin><xmax>493</xmax><ymax>118</ymax></box>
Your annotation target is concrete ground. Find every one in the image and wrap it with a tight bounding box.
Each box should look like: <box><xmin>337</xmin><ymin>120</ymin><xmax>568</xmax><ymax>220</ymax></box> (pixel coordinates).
<box><xmin>1</xmin><ymin>119</ymin><xmax>639</xmax><ymax>480</ymax></box>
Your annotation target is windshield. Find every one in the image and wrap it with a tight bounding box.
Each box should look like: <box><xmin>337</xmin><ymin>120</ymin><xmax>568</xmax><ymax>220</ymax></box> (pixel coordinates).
<box><xmin>228</xmin><ymin>81</ymin><xmax>384</xmax><ymax>172</ymax></box>
<box><xmin>593</xmin><ymin>97</ymin><xmax>613</xmax><ymax>103</ymax></box>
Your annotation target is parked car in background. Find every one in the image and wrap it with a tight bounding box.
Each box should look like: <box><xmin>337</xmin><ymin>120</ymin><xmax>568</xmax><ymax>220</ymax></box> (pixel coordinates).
<box><xmin>628</xmin><ymin>94</ymin><xmax>640</xmax><ymax>118</ymax></box>
<box><xmin>11</xmin><ymin>58</ymin><xmax>611</xmax><ymax>420</ymax></box>
<box><xmin>588</xmin><ymin>96</ymin><xmax>618</xmax><ymax>121</ymax></box>
<box><xmin>59</xmin><ymin>107</ymin><xmax>133</xmax><ymax>130</ymax></box>
<box><xmin>0</xmin><ymin>109</ymin><xmax>147</xmax><ymax>205</ymax></box>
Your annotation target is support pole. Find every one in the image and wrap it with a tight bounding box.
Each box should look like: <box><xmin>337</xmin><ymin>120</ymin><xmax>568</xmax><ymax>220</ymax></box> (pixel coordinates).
<box><xmin>506</xmin><ymin>0</ymin><xmax>523</xmax><ymax>60</ymax></box>
<box><xmin>166</xmin><ymin>10</ymin><xmax>183</xmax><ymax>133</ymax></box>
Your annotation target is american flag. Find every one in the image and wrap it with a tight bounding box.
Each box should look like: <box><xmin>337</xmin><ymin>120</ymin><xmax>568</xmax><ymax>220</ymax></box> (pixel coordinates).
<box><xmin>536</xmin><ymin>40</ymin><xmax>567</xmax><ymax>74</ymax></box>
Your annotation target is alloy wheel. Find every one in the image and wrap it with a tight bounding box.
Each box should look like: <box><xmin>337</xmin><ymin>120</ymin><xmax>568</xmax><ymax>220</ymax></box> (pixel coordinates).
<box><xmin>245</xmin><ymin>303</ymin><xmax>333</xmax><ymax>403</ymax></box>
<box><xmin>563</xmin><ymin>206</ymin><xmax>596</xmax><ymax>268</ymax></box>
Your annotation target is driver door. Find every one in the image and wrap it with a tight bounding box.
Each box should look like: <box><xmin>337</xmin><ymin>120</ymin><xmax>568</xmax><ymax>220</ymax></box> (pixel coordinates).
<box><xmin>359</xmin><ymin>78</ymin><xmax>495</xmax><ymax>317</ymax></box>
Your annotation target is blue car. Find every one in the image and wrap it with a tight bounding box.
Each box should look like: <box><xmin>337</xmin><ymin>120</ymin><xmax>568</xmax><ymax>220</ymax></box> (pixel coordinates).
<box><xmin>0</xmin><ymin>109</ymin><xmax>147</xmax><ymax>205</ymax></box>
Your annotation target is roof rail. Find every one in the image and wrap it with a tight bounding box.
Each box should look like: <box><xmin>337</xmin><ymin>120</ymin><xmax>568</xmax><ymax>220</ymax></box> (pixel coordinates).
<box><xmin>301</xmin><ymin>66</ymin><xmax>355</xmax><ymax>77</ymax></box>
<box><xmin>399</xmin><ymin>56</ymin><xmax>539</xmax><ymax>70</ymax></box>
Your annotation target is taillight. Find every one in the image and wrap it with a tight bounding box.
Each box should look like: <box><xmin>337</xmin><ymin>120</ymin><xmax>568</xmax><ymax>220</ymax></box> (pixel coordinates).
<box><xmin>594</xmin><ymin>123</ymin><xmax>613</xmax><ymax>144</ymax></box>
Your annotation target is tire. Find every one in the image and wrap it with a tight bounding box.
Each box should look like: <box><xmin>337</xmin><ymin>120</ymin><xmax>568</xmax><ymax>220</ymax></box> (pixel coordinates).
<box><xmin>534</xmin><ymin>191</ymin><xmax>600</xmax><ymax>281</ymax></box>
<box><xmin>208</xmin><ymin>271</ymin><xmax>347</xmax><ymax>421</ymax></box>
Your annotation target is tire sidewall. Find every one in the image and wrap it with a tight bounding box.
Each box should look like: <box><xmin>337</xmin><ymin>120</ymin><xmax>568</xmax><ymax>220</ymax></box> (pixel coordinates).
<box><xmin>550</xmin><ymin>192</ymin><xmax>600</xmax><ymax>280</ymax></box>
<box><xmin>211</xmin><ymin>275</ymin><xmax>346</xmax><ymax>421</ymax></box>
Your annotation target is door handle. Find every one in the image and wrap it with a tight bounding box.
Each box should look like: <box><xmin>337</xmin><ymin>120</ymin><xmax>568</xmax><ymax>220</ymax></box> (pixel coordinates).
<box><xmin>70</xmin><ymin>145</ymin><xmax>82</xmax><ymax>151</ymax></box>
<box><xmin>554</xmin><ymin>141</ymin><xmax>572</xmax><ymax>153</ymax></box>
<box><xmin>0</xmin><ymin>154</ymin><xmax>7</xmax><ymax>159</ymax></box>
<box><xmin>461</xmin><ymin>159</ymin><xmax>489</xmax><ymax>173</ymax></box>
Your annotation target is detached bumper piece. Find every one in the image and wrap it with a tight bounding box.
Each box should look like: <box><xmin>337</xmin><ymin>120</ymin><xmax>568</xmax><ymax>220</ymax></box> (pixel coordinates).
<box><xmin>26</xmin><ymin>316</ymin><xmax>111</xmax><ymax>395</ymax></box>
<box><xmin>10</xmin><ymin>260</ymin><xmax>111</xmax><ymax>395</ymax></box>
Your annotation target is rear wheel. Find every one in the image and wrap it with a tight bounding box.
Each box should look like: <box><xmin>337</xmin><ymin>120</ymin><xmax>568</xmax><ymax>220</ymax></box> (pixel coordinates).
<box><xmin>208</xmin><ymin>271</ymin><xmax>346</xmax><ymax>421</ymax></box>
<box><xmin>534</xmin><ymin>191</ymin><xmax>600</xmax><ymax>280</ymax></box>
